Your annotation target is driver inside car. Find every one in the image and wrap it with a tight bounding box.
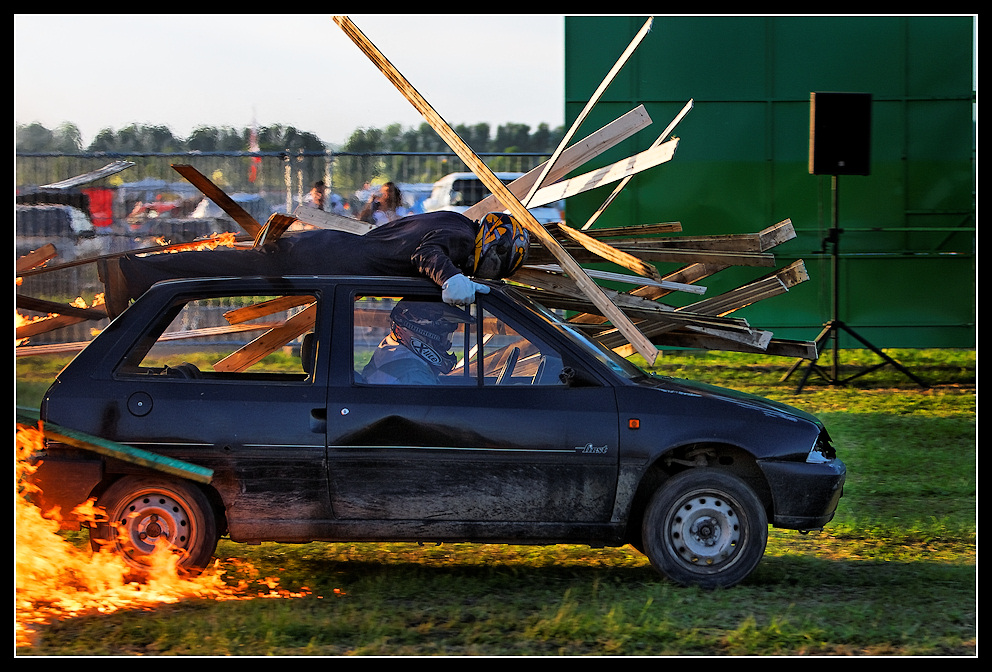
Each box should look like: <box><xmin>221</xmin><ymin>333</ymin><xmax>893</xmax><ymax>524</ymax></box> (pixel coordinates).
<box><xmin>361</xmin><ymin>300</ymin><xmax>470</xmax><ymax>385</ymax></box>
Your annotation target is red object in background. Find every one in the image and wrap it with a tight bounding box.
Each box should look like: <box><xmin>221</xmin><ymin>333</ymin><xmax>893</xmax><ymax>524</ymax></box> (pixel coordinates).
<box><xmin>83</xmin><ymin>188</ymin><xmax>114</xmax><ymax>227</ymax></box>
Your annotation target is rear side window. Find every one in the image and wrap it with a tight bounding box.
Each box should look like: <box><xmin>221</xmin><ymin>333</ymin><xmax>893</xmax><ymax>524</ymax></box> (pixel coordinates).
<box><xmin>116</xmin><ymin>293</ymin><xmax>320</xmax><ymax>382</ymax></box>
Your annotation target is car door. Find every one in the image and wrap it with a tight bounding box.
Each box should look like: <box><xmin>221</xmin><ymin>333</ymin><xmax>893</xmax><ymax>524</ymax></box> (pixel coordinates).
<box><xmin>324</xmin><ymin>286</ymin><xmax>619</xmax><ymax>525</ymax></box>
<box><xmin>95</xmin><ymin>283</ymin><xmax>334</xmax><ymax>539</ymax></box>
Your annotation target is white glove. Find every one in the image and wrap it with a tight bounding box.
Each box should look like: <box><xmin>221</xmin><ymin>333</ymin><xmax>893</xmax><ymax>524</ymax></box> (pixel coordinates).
<box><xmin>441</xmin><ymin>273</ymin><xmax>489</xmax><ymax>306</ymax></box>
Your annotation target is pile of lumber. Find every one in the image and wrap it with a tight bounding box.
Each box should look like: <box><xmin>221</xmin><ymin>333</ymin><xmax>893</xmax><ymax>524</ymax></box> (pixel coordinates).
<box><xmin>512</xmin><ymin>219</ymin><xmax>815</xmax><ymax>359</ymax></box>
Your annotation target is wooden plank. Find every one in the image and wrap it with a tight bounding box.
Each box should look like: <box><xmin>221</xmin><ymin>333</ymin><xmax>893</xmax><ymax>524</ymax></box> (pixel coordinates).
<box><xmin>333</xmin><ymin>15</ymin><xmax>661</xmax><ymax>365</ymax></box>
<box><xmin>16</xmin><ymin>341</ymin><xmax>90</xmax><ymax>357</ymax></box>
<box><xmin>583</xmin><ymin>99</ymin><xmax>694</xmax><ymax>230</ymax></box>
<box><xmin>519</xmin><ymin>265</ymin><xmax>706</xmax><ymax>294</ymax></box>
<box><xmin>40</xmin><ymin>161</ymin><xmax>135</xmax><ymax>189</ymax></box>
<box><xmin>212</xmin><ymin>304</ymin><xmax>317</xmax><ymax>372</ymax></box>
<box><xmin>463</xmin><ymin>105</ymin><xmax>653</xmax><ymax>220</ymax></box>
<box><xmin>555</xmin><ymin>223</ymin><xmax>663</xmax><ymax>281</ymax></box>
<box><xmin>16</xmin><ymin>294</ymin><xmax>107</xmax><ymax>320</ymax></box>
<box><xmin>16</xmin><ymin>234</ymin><xmax>251</xmax><ymax>278</ymax></box>
<box><xmin>172</xmin><ymin>164</ymin><xmax>262</xmax><ymax>237</ymax></box>
<box><xmin>254</xmin><ymin>213</ymin><xmax>298</xmax><ymax>246</ymax></box>
<box><xmin>575</xmin><ymin>222</ymin><xmax>683</xmax><ymax>238</ymax></box>
<box><xmin>224</xmin><ymin>296</ymin><xmax>316</xmax><ymax>325</ymax></box>
<box><xmin>521</xmin><ymin>17</ymin><xmax>654</xmax><ymax>207</ymax></box>
<box><xmin>679</xmin><ymin>276</ymin><xmax>789</xmax><ymax>317</ymax></box>
<box><xmin>17</xmin><ymin>407</ymin><xmax>213</xmax><ymax>484</ymax></box>
<box><xmin>617</xmin><ymin>233</ymin><xmax>765</xmax><ymax>251</ymax></box>
<box><xmin>293</xmin><ymin>205</ymin><xmax>375</xmax><ymax>235</ymax></box>
<box><xmin>636</xmin><ymin>333</ymin><xmax>817</xmax><ymax>359</ymax></box>
<box><xmin>523</xmin><ymin>139</ymin><xmax>679</xmax><ymax>208</ymax></box>
<box><xmin>16</xmin><ymin>243</ymin><xmax>58</xmax><ymax>273</ymax></box>
<box><xmin>17</xmin><ymin>314</ymin><xmax>88</xmax><ymax>340</ymax></box>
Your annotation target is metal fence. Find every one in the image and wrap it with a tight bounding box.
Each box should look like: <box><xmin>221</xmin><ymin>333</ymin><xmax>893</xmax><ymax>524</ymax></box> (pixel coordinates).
<box><xmin>16</xmin><ymin>151</ymin><xmax>551</xmax><ymax>346</ymax></box>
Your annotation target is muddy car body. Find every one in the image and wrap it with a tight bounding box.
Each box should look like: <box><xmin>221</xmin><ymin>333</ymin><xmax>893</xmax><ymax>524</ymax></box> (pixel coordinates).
<box><xmin>32</xmin><ymin>275</ymin><xmax>845</xmax><ymax>587</ymax></box>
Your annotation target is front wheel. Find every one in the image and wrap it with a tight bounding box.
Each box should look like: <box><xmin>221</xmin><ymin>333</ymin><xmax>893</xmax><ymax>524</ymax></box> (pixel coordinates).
<box><xmin>642</xmin><ymin>469</ymin><xmax>768</xmax><ymax>588</ymax></box>
<box><xmin>90</xmin><ymin>475</ymin><xmax>219</xmax><ymax>575</ymax></box>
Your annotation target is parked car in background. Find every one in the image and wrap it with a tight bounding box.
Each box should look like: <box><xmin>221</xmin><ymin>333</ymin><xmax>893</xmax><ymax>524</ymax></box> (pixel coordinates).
<box><xmin>28</xmin><ymin>274</ymin><xmax>845</xmax><ymax>588</ymax></box>
<box><xmin>423</xmin><ymin>172</ymin><xmax>564</xmax><ymax>225</ymax></box>
<box><xmin>15</xmin><ymin>203</ymin><xmax>109</xmax><ymax>262</ymax></box>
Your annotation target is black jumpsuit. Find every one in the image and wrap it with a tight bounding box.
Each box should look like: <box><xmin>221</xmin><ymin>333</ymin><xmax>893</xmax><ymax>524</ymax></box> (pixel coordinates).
<box><xmin>118</xmin><ymin>211</ymin><xmax>478</xmax><ymax>301</ymax></box>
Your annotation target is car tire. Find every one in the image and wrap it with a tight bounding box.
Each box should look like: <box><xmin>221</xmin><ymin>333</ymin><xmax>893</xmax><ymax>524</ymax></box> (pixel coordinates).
<box><xmin>90</xmin><ymin>475</ymin><xmax>218</xmax><ymax>575</ymax></box>
<box><xmin>641</xmin><ymin>469</ymin><xmax>768</xmax><ymax>588</ymax></box>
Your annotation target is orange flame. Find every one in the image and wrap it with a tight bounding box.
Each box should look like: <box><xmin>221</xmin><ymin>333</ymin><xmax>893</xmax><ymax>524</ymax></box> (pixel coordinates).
<box><xmin>14</xmin><ymin>423</ymin><xmax>320</xmax><ymax>649</ymax></box>
<box><xmin>160</xmin><ymin>232</ymin><xmax>238</xmax><ymax>253</ymax></box>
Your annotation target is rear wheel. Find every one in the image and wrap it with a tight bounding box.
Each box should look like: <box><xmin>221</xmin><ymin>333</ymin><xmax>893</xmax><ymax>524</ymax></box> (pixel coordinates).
<box><xmin>90</xmin><ymin>475</ymin><xmax>218</xmax><ymax>575</ymax></box>
<box><xmin>642</xmin><ymin>469</ymin><xmax>767</xmax><ymax>588</ymax></box>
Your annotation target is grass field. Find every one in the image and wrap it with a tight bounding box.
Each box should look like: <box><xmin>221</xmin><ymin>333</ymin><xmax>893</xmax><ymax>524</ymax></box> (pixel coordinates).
<box><xmin>15</xmin><ymin>348</ymin><xmax>976</xmax><ymax>656</ymax></box>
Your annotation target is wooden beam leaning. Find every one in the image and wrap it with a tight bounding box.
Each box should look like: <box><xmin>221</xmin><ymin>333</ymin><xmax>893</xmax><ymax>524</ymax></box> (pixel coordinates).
<box><xmin>555</xmin><ymin>223</ymin><xmax>663</xmax><ymax>281</ymax></box>
<box><xmin>172</xmin><ymin>164</ymin><xmax>262</xmax><ymax>237</ymax></box>
<box><xmin>462</xmin><ymin>105</ymin><xmax>653</xmax><ymax>220</ymax></box>
<box><xmin>332</xmin><ymin>15</ymin><xmax>660</xmax><ymax>364</ymax></box>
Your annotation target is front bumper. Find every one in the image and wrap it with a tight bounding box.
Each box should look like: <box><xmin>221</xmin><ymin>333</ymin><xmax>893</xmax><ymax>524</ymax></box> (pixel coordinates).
<box><xmin>759</xmin><ymin>458</ymin><xmax>847</xmax><ymax>530</ymax></box>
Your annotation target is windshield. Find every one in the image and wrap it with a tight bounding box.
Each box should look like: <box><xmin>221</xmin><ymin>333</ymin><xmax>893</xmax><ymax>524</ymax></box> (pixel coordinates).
<box><xmin>506</xmin><ymin>287</ymin><xmax>648</xmax><ymax>380</ymax></box>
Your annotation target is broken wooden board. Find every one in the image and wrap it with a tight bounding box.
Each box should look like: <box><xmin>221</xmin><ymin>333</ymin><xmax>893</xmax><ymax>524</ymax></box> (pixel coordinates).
<box><xmin>16</xmin><ymin>243</ymin><xmax>58</xmax><ymax>274</ymax></box>
<box><xmin>254</xmin><ymin>213</ymin><xmax>299</xmax><ymax>247</ymax></box>
<box><xmin>293</xmin><ymin>205</ymin><xmax>375</xmax><ymax>235</ymax></box>
<box><xmin>333</xmin><ymin>14</ymin><xmax>661</xmax><ymax>365</ymax></box>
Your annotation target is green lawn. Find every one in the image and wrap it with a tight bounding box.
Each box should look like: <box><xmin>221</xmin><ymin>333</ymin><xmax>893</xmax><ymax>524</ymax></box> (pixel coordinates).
<box><xmin>16</xmin><ymin>348</ymin><xmax>976</xmax><ymax>656</ymax></box>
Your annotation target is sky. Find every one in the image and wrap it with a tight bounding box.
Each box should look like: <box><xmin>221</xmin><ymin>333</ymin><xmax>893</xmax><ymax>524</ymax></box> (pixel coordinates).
<box><xmin>13</xmin><ymin>14</ymin><xmax>565</xmax><ymax>148</ymax></box>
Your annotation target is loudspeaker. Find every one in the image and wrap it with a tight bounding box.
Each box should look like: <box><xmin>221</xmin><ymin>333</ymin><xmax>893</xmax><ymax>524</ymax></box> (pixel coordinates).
<box><xmin>809</xmin><ymin>92</ymin><xmax>872</xmax><ymax>176</ymax></box>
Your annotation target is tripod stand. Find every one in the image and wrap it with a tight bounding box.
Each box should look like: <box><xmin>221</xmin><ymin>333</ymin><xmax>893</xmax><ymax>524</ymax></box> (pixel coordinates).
<box><xmin>781</xmin><ymin>175</ymin><xmax>929</xmax><ymax>393</ymax></box>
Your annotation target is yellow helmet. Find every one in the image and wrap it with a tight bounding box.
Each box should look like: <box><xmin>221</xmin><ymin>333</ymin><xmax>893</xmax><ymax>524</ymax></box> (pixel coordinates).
<box><xmin>473</xmin><ymin>212</ymin><xmax>530</xmax><ymax>280</ymax></box>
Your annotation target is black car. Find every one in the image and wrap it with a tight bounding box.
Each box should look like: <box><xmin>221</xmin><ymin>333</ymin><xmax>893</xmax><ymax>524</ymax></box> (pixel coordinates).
<box><xmin>30</xmin><ymin>275</ymin><xmax>845</xmax><ymax>588</ymax></box>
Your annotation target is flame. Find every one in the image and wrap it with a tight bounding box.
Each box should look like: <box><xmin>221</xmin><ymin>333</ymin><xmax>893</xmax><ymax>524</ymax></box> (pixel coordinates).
<box><xmin>159</xmin><ymin>232</ymin><xmax>238</xmax><ymax>253</ymax></box>
<box><xmin>14</xmin><ymin>423</ymin><xmax>320</xmax><ymax>649</ymax></box>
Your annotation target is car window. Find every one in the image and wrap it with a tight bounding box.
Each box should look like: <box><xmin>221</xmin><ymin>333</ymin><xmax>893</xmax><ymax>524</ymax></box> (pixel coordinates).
<box><xmin>352</xmin><ymin>293</ymin><xmax>564</xmax><ymax>387</ymax></box>
<box><xmin>116</xmin><ymin>293</ymin><xmax>320</xmax><ymax>382</ymax></box>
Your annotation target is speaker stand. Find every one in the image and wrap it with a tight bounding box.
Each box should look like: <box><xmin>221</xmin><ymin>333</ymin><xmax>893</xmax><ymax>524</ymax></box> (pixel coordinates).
<box><xmin>781</xmin><ymin>176</ymin><xmax>929</xmax><ymax>393</ymax></box>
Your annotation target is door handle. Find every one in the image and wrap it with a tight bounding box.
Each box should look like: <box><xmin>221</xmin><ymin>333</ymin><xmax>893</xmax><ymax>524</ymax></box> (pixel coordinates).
<box><xmin>310</xmin><ymin>408</ymin><xmax>327</xmax><ymax>433</ymax></box>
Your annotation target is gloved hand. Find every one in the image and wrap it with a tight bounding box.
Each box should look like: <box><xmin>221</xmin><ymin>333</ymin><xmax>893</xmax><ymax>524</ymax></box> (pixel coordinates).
<box><xmin>441</xmin><ymin>273</ymin><xmax>490</xmax><ymax>306</ymax></box>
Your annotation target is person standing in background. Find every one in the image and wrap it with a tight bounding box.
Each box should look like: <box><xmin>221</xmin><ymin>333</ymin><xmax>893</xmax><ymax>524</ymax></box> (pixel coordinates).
<box><xmin>359</xmin><ymin>181</ymin><xmax>408</xmax><ymax>227</ymax></box>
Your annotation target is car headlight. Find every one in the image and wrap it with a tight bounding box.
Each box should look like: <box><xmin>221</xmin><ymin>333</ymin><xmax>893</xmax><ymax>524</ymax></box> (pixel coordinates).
<box><xmin>806</xmin><ymin>428</ymin><xmax>837</xmax><ymax>464</ymax></box>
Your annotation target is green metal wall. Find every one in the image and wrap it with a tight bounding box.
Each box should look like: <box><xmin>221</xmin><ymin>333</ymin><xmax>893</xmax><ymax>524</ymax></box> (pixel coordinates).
<box><xmin>563</xmin><ymin>16</ymin><xmax>975</xmax><ymax>348</ymax></box>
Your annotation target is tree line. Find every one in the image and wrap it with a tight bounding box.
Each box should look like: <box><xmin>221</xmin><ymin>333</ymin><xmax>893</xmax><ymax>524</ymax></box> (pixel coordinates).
<box><xmin>15</xmin><ymin>120</ymin><xmax>565</xmax><ymax>155</ymax></box>
<box><xmin>16</xmin><ymin>120</ymin><xmax>565</xmax><ymax>198</ymax></box>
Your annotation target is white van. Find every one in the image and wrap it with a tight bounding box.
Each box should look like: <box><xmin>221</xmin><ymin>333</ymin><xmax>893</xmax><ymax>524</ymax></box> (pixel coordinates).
<box><xmin>422</xmin><ymin>172</ymin><xmax>563</xmax><ymax>224</ymax></box>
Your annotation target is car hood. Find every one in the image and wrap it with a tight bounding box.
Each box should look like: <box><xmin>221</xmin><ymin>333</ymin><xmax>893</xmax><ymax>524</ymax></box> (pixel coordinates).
<box><xmin>633</xmin><ymin>373</ymin><xmax>823</xmax><ymax>427</ymax></box>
